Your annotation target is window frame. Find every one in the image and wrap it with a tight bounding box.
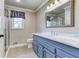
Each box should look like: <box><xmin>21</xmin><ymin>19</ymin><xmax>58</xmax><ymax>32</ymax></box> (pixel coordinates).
<box><xmin>11</xmin><ymin>18</ymin><xmax>25</xmax><ymax>30</ymax></box>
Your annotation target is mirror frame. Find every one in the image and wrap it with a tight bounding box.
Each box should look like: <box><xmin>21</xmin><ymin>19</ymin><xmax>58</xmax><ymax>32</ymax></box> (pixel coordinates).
<box><xmin>45</xmin><ymin>0</ymin><xmax>75</xmax><ymax>28</ymax></box>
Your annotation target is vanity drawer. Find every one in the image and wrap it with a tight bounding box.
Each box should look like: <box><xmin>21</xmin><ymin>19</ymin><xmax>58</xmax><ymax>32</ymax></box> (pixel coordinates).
<box><xmin>56</xmin><ymin>49</ymin><xmax>75</xmax><ymax>58</ymax></box>
<box><xmin>44</xmin><ymin>48</ymin><xmax>55</xmax><ymax>58</ymax></box>
<box><xmin>44</xmin><ymin>43</ymin><xmax>55</xmax><ymax>53</ymax></box>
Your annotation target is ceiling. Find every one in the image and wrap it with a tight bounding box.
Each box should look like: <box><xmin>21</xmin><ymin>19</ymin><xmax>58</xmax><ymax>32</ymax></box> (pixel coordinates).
<box><xmin>5</xmin><ymin>0</ymin><xmax>47</xmax><ymax>11</ymax></box>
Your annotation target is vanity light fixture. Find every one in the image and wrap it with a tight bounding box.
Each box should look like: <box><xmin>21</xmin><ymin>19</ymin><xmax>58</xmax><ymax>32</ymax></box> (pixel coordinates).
<box><xmin>16</xmin><ymin>0</ymin><xmax>21</xmax><ymax>2</ymax></box>
<box><xmin>47</xmin><ymin>0</ymin><xmax>62</xmax><ymax>10</ymax></box>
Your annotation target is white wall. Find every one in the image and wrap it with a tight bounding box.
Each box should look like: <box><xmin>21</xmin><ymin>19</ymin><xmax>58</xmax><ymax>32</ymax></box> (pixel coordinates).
<box><xmin>36</xmin><ymin>0</ymin><xmax>79</xmax><ymax>34</ymax></box>
<box><xmin>5</xmin><ymin>5</ymin><xmax>36</xmax><ymax>45</ymax></box>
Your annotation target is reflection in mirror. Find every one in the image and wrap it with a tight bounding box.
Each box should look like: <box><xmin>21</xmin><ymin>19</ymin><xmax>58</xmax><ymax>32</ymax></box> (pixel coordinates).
<box><xmin>46</xmin><ymin>0</ymin><xmax>74</xmax><ymax>28</ymax></box>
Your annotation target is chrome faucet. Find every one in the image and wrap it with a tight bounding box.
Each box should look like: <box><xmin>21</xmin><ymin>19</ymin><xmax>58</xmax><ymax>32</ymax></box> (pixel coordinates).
<box><xmin>51</xmin><ymin>31</ymin><xmax>58</xmax><ymax>36</ymax></box>
<box><xmin>51</xmin><ymin>31</ymin><xmax>55</xmax><ymax>35</ymax></box>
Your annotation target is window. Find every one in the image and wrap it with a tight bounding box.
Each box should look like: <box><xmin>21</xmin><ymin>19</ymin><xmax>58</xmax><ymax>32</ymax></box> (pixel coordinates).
<box><xmin>10</xmin><ymin>10</ymin><xmax>25</xmax><ymax>29</ymax></box>
<box><xmin>12</xmin><ymin>18</ymin><xmax>24</xmax><ymax>29</ymax></box>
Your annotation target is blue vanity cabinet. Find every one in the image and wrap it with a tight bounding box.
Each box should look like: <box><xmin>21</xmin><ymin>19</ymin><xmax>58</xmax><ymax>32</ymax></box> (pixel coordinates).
<box><xmin>33</xmin><ymin>35</ymin><xmax>79</xmax><ymax>58</ymax></box>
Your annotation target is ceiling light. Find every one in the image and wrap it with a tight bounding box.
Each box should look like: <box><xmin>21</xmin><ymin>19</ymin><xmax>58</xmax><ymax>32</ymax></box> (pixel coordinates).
<box><xmin>16</xmin><ymin>0</ymin><xmax>20</xmax><ymax>2</ymax></box>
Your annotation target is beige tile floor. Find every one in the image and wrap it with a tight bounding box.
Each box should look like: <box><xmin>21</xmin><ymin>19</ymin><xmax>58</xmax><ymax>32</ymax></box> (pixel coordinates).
<box><xmin>6</xmin><ymin>45</ymin><xmax>38</xmax><ymax>58</ymax></box>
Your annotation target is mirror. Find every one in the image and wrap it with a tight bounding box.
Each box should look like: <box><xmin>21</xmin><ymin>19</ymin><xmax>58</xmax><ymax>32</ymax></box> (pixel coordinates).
<box><xmin>46</xmin><ymin>0</ymin><xmax>74</xmax><ymax>28</ymax></box>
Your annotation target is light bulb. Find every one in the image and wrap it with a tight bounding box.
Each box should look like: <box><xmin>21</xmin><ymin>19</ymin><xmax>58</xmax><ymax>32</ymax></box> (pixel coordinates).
<box><xmin>55</xmin><ymin>0</ymin><xmax>59</xmax><ymax>4</ymax></box>
<box><xmin>47</xmin><ymin>6</ymin><xmax>50</xmax><ymax>9</ymax></box>
<box><xmin>50</xmin><ymin>3</ymin><xmax>53</xmax><ymax>7</ymax></box>
<box><xmin>16</xmin><ymin>0</ymin><xmax>20</xmax><ymax>2</ymax></box>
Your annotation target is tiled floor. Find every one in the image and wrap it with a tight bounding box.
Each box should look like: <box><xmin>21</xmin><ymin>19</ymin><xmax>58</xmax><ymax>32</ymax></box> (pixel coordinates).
<box><xmin>6</xmin><ymin>45</ymin><xmax>38</xmax><ymax>58</ymax></box>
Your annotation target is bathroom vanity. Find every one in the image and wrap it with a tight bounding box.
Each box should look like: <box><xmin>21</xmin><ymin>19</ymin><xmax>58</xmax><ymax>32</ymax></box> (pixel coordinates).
<box><xmin>32</xmin><ymin>33</ymin><xmax>79</xmax><ymax>58</ymax></box>
<box><xmin>32</xmin><ymin>0</ymin><xmax>76</xmax><ymax>58</ymax></box>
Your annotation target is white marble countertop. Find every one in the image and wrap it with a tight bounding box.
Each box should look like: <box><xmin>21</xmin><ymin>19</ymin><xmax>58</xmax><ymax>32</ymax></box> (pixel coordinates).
<box><xmin>33</xmin><ymin>33</ymin><xmax>79</xmax><ymax>49</ymax></box>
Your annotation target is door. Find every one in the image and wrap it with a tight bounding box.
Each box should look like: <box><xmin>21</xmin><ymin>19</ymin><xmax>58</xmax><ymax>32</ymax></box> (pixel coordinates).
<box><xmin>0</xmin><ymin>0</ymin><xmax>5</xmax><ymax>57</ymax></box>
<box><xmin>0</xmin><ymin>37</ymin><xmax>4</xmax><ymax>57</ymax></box>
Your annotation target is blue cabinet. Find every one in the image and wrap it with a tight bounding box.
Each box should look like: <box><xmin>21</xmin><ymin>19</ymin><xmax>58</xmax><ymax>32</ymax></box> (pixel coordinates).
<box><xmin>33</xmin><ymin>35</ymin><xmax>79</xmax><ymax>58</ymax></box>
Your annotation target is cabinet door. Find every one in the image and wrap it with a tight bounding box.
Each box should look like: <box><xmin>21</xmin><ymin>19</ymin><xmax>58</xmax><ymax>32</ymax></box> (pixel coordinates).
<box><xmin>44</xmin><ymin>48</ymin><xmax>55</xmax><ymax>58</ymax></box>
<box><xmin>56</xmin><ymin>49</ymin><xmax>75</xmax><ymax>58</ymax></box>
<box><xmin>32</xmin><ymin>42</ymin><xmax>38</xmax><ymax>55</ymax></box>
<box><xmin>37</xmin><ymin>44</ymin><xmax>43</xmax><ymax>58</ymax></box>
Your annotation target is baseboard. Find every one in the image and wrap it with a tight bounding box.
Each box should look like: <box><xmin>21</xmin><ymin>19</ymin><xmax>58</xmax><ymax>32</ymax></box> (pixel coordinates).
<box><xmin>9</xmin><ymin>43</ymin><xmax>27</xmax><ymax>48</ymax></box>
